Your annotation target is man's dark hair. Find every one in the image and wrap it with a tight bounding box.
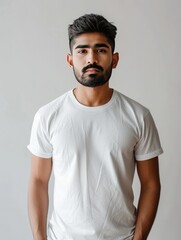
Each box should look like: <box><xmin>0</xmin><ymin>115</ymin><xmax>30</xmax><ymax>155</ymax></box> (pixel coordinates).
<box><xmin>68</xmin><ymin>14</ymin><xmax>117</xmax><ymax>53</ymax></box>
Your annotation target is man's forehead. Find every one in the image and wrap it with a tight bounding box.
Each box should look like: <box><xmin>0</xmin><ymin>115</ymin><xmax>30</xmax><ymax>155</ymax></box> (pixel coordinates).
<box><xmin>73</xmin><ymin>33</ymin><xmax>111</xmax><ymax>49</ymax></box>
<box><xmin>74</xmin><ymin>43</ymin><xmax>110</xmax><ymax>50</ymax></box>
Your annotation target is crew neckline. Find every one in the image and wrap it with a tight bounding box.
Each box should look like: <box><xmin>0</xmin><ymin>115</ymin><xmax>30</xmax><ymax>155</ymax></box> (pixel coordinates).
<box><xmin>69</xmin><ymin>88</ymin><xmax>116</xmax><ymax>111</ymax></box>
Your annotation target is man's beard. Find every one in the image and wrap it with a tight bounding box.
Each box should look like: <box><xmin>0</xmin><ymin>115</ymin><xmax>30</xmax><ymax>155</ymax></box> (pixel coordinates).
<box><xmin>72</xmin><ymin>63</ymin><xmax>113</xmax><ymax>88</ymax></box>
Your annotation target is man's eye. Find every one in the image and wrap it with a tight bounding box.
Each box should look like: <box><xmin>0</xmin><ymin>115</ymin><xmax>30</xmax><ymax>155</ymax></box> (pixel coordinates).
<box><xmin>78</xmin><ymin>50</ymin><xmax>87</xmax><ymax>54</ymax></box>
<box><xmin>97</xmin><ymin>49</ymin><xmax>106</xmax><ymax>53</ymax></box>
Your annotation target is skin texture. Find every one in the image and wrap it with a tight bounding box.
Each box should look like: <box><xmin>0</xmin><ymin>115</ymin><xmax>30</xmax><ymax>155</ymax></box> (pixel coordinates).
<box><xmin>28</xmin><ymin>32</ymin><xmax>161</xmax><ymax>240</ymax></box>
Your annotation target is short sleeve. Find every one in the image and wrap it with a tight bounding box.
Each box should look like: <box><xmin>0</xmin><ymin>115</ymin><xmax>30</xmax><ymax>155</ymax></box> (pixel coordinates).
<box><xmin>135</xmin><ymin>111</ymin><xmax>163</xmax><ymax>161</ymax></box>
<box><xmin>27</xmin><ymin>111</ymin><xmax>53</xmax><ymax>158</ymax></box>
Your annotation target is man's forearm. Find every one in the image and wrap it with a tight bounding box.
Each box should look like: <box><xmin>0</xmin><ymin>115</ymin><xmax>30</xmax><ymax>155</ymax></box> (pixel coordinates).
<box><xmin>28</xmin><ymin>179</ymin><xmax>49</xmax><ymax>240</ymax></box>
<box><xmin>133</xmin><ymin>183</ymin><xmax>161</xmax><ymax>240</ymax></box>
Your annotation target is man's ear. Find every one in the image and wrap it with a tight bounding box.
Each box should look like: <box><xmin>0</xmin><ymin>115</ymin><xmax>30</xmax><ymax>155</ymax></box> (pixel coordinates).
<box><xmin>112</xmin><ymin>52</ymin><xmax>119</xmax><ymax>69</ymax></box>
<box><xmin>66</xmin><ymin>54</ymin><xmax>73</xmax><ymax>67</ymax></box>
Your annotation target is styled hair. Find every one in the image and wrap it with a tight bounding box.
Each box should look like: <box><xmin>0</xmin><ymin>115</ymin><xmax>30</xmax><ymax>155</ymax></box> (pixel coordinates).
<box><xmin>68</xmin><ymin>14</ymin><xmax>117</xmax><ymax>53</ymax></box>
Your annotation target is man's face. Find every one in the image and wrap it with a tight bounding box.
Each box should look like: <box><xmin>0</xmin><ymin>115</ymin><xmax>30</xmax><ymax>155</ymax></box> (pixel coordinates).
<box><xmin>67</xmin><ymin>33</ymin><xmax>119</xmax><ymax>87</ymax></box>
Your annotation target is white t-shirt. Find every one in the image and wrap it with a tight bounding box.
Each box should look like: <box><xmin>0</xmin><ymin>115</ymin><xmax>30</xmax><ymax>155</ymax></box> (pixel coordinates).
<box><xmin>28</xmin><ymin>89</ymin><xmax>163</xmax><ymax>240</ymax></box>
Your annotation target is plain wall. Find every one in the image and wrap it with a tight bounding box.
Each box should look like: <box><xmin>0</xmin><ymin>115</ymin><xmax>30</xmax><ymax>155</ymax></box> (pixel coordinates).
<box><xmin>0</xmin><ymin>0</ymin><xmax>180</xmax><ymax>239</ymax></box>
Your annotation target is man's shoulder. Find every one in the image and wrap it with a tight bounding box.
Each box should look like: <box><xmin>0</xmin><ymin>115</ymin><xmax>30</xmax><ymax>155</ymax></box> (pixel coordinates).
<box><xmin>115</xmin><ymin>90</ymin><xmax>150</xmax><ymax>117</ymax></box>
<box><xmin>36</xmin><ymin>90</ymin><xmax>71</xmax><ymax>120</ymax></box>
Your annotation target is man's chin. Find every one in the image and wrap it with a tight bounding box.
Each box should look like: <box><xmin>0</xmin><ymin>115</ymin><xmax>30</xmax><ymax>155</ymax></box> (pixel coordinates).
<box><xmin>80</xmin><ymin>79</ymin><xmax>108</xmax><ymax>88</ymax></box>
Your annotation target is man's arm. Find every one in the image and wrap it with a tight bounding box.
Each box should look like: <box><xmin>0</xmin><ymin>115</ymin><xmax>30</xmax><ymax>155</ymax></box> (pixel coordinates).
<box><xmin>28</xmin><ymin>155</ymin><xmax>52</xmax><ymax>240</ymax></box>
<box><xmin>133</xmin><ymin>157</ymin><xmax>161</xmax><ymax>240</ymax></box>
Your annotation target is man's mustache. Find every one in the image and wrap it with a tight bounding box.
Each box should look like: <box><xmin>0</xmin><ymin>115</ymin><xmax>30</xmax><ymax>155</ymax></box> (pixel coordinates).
<box><xmin>82</xmin><ymin>63</ymin><xmax>103</xmax><ymax>73</ymax></box>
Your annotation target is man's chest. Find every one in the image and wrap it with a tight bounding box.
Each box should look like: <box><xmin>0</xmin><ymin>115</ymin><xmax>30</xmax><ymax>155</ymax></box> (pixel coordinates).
<box><xmin>51</xmin><ymin>110</ymin><xmax>139</xmax><ymax>160</ymax></box>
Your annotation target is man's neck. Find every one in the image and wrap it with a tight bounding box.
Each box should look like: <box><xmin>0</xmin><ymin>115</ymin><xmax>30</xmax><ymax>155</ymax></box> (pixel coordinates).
<box><xmin>73</xmin><ymin>84</ymin><xmax>113</xmax><ymax>107</ymax></box>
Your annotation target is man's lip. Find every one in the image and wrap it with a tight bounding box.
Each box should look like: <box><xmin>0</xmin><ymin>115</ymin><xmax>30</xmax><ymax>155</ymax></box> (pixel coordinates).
<box><xmin>85</xmin><ymin>68</ymin><xmax>100</xmax><ymax>73</ymax></box>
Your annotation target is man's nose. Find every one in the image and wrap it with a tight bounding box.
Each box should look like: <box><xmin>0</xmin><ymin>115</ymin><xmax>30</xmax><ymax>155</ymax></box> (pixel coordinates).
<box><xmin>87</xmin><ymin>50</ymin><xmax>98</xmax><ymax>64</ymax></box>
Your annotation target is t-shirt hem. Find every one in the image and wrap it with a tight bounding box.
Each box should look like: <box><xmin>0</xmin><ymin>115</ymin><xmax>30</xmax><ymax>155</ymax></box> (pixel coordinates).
<box><xmin>27</xmin><ymin>145</ymin><xmax>52</xmax><ymax>158</ymax></box>
<box><xmin>135</xmin><ymin>148</ymin><xmax>163</xmax><ymax>161</ymax></box>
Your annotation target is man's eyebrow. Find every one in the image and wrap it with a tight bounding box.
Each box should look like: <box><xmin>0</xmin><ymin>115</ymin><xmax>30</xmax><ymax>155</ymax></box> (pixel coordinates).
<box><xmin>75</xmin><ymin>43</ymin><xmax>110</xmax><ymax>49</ymax></box>
<box><xmin>75</xmin><ymin>44</ymin><xmax>90</xmax><ymax>49</ymax></box>
<box><xmin>94</xmin><ymin>43</ymin><xmax>110</xmax><ymax>48</ymax></box>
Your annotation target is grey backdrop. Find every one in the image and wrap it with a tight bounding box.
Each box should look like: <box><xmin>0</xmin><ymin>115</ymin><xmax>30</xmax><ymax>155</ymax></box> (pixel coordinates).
<box><xmin>0</xmin><ymin>0</ymin><xmax>180</xmax><ymax>239</ymax></box>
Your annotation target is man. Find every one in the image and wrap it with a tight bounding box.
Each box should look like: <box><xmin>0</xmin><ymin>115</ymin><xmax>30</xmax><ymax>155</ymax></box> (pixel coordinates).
<box><xmin>28</xmin><ymin>14</ymin><xmax>163</xmax><ymax>240</ymax></box>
